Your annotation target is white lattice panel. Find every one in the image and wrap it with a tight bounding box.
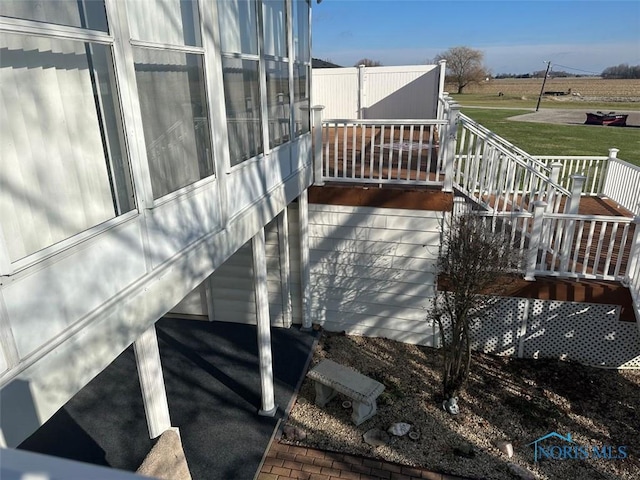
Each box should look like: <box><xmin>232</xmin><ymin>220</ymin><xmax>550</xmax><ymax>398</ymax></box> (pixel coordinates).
<box><xmin>469</xmin><ymin>297</ymin><xmax>526</xmax><ymax>356</ymax></box>
<box><xmin>434</xmin><ymin>293</ymin><xmax>640</xmax><ymax>369</ymax></box>
<box><xmin>523</xmin><ymin>299</ymin><xmax>640</xmax><ymax>368</ymax></box>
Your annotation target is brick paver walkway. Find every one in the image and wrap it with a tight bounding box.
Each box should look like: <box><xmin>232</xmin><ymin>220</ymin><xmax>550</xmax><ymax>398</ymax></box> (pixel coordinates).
<box><xmin>257</xmin><ymin>441</ymin><xmax>470</xmax><ymax>480</ymax></box>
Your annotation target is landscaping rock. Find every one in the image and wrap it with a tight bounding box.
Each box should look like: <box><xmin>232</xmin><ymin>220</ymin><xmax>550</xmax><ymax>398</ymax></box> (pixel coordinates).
<box><xmin>495</xmin><ymin>440</ymin><xmax>514</xmax><ymax>458</ymax></box>
<box><xmin>363</xmin><ymin>428</ymin><xmax>390</xmax><ymax>446</ymax></box>
<box><xmin>387</xmin><ymin>422</ymin><xmax>411</xmax><ymax>436</ymax></box>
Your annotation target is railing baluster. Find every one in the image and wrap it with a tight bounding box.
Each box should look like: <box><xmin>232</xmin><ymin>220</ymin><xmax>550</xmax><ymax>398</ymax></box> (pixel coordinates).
<box><xmin>571</xmin><ymin>220</ymin><xmax>585</xmax><ymax>274</ymax></box>
<box><xmin>603</xmin><ymin>222</ymin><xmax>619</xmax><ymax>276</ymax></box>
<box><xmin>360</xmin><ymin>124</ymin><xmax>366</xmax><ymax>179</ymax></box>
<box><xmin>592</xmin><ymin>221</ymin><xmax>608</xmax><ymax>275</ymax></box>
<box><xmin>614</xmin><ymin>222</ymin><xmax>630</xmax><ymax>278</ymax></box>
<box><xmin>416</xmin><ymin>125</ymin><xmax>424</xmax><ymax>180</ymax></box>
<box><xmin>378</xmin><ymin>125</ymin><xmax>385</xmax><ymax>182</ymax></box>
<box><xmin>582</xmin><ymin>221</ymin><xmax>598</xmax><ymax>275</ymax></box>
<box><xmin>351</xmin><ymin>123</ymin><xmax>357</xmax><ymax>179</ymax></box>
<box><xmin>369</xmin><ymin>124</ymin><xmax>375</xmax><ymax>180</ymax></box>
<box><xmin>388</xmin><ymin>125</ymin><xmax>395</xmax><ymax>180</ymax></box>
<box><xmin>407</xmin><ymin>124</ymin><xmax>414</xmax><ymax>181</ymax></box>
<box><xmin>397</xmin><ymin>124</ymin><xmax>405</xmax><ymax>181</ymax></box>
<box><xmin>342</xmin><ymin>122</ymin><xmax>348</xmax><ymax>179</ymax></box>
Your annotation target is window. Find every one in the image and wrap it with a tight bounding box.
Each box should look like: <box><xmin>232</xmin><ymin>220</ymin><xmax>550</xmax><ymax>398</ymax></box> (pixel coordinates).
<box><xmin>0</xmin><ymin>31</ymin><xmax>134</xmax><ymax>262</ymax></box>
<box><xmin>133</xmin><ymin>49</ymin><xmax>213</xmax><ymax>198</ymax></box>
<box><xmin>292</xmin><ymin>0</ymin><xmax>310</xmax><ymax>136</ymax></box>
<box><xmin>222</xmin><ymin>58</ymin><xmax>263</xmax><ymax>166</ymax></box>
<box><xmin>265</xmin><ymin>59</ymin><xmax>290</xmax><ymax>148</ymax></box>
<box><xmin>0</xmin><ymin>0</ymin><xmax>108</xmax><ymax>31</ymax></box>
<box><xmin>293</xmin><ymin>63</ymin><xmax>310</xmax><ymax>135</ymax></box>
<box><xmin>127</xmin><ymin>0</ymin><xmax>213</xmax><ymax>199</ymax></box>
<box><xmin>218</xmin><ymin>0</ymin><xmax>263</xmax><ymax>165</ymax></box>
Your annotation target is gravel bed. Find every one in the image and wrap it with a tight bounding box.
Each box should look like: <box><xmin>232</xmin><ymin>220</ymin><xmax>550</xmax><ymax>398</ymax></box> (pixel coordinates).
<box><xmin>283</xmin><ymin>331</ymin><xmax>640</xmax><ymax>480</ymax></box>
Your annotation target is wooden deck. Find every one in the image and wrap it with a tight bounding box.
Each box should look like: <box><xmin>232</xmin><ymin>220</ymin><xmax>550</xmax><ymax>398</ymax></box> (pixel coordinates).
<box><xmin>311</xmin><ymin>184</ymin><xmax>635</xmax><ymax>320</ymax></box>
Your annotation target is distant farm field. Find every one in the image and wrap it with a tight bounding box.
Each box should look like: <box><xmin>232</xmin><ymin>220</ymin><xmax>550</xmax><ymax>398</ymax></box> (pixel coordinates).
<box><xmin>451</xmin><ymin>77</ymin><xmax>640</xmax><ymax>99</ymax></box>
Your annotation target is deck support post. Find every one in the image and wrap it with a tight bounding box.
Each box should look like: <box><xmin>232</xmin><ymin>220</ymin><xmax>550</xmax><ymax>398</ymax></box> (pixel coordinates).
<box><xmin>559</xmin><ymin>175</ymin><xmax>586</xmax><ymax>271</ymax></box>
<box><xmin>277</xmin><ymin>208</ymin><xmax>293</xmax><ymax>328</ymax></box>
<box><xmin>311</xmin><ymin>106</ymin><xmax>325</xmax><ymax>186</ymax></box>
<box><xmin>134</xmin><ymin>325</ymin><xmax>173</xmax><ymax>439</ymax></box>
<box><xmin>252</xmin><ymin>227</ymin><xmax>277</xmax><ymax>417</ymax></box>
<box><xmin>442</xmin><ymin>103</ymin><xmax>460</xmax><ymax>193</ymax></box>
<box><xmin>298</xmin><ymin>190</ymin><xmax>312</xmax><ymax>330</ymax></box>
<box><xmin>525</xmin><ymin>201</ymin><xmax>547</xmax><ymax>281</ymax></box>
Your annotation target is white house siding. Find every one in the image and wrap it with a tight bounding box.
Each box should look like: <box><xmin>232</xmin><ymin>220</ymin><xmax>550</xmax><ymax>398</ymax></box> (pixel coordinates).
<box><xmin>304</xmin><ymin>203</ymin><xmax>442</xmax><ymax>345</ymax></box>
<box><xmin>207</xmin><ymin>217</ymin><xmax>288</xmax><ymax>327</ymax></box>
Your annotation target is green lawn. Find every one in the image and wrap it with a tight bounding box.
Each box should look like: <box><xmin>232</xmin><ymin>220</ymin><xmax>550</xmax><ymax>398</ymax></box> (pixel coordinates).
<box><xmin>459</xmin><ymin>107</ymin><xmax>640</xmax><ymax>166</ymax></box>
<box><xmin>451</xmin><ymin>93</ymin><xmax>640</xmax><ymax>111</ymax></box>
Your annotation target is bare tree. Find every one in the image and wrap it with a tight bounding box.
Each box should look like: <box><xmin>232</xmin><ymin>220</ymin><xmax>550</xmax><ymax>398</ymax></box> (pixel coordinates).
<box><xmin>354</xmin><ymin>58</ymin><xmax>382</xmax><ymax>67</ymax></box>
<box><xmin>435</xmin><ymin>46</ymin><xmax>489</xmax><ymax>94</ymax></box>
<box><xmin>430</xmin><ymin>212</ymin><xmax>521</xmax><ymax>412</ymax></box>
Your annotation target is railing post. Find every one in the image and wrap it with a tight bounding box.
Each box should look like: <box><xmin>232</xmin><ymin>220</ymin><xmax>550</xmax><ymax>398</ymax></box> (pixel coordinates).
<box><xmin>310</xmin><ymin>105</ymin><xmax>325</xmax><ymax>186</ymax></box>
<box><xmin>563</xmin><ymin>174</ymin><xmax>586</xmax><ymax>215</ymax></box>
<box><xmin>442</xmin><ymin>102</ymin><xmax>460</xmax><ymax>193</ymax></box>
<box><xmin>559</xmin><ymin>175</ymin><xmax>586</xmax><ymax>271</ymax></box>
<box><xmin>525</xmin><ymin>201</ymin><xmax>547</xmax><ymax>281</ymax></box>
<box><xmin>599</xmin><ymin>147</ymin><xmax>619</xmax><ymax>197</ymax></box>
<box><xmin>437</xmin><ymin>60</ymin><xmax>447</xmax><ymax>120</ymax></box>
<box><xmin>548</xmin><ymin>163</ymin><xmax>562</xmax><ymax>204</ymax></box>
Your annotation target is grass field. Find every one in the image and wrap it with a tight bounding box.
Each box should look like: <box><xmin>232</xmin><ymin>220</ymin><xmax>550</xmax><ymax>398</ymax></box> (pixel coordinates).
<box><xmin>447</xmin><ymin>78</ymin><xmax>640</xmax><ymax>166</ymax></box>
<box><xmin>459</xmin><ymin>108</ymin><xmax>640</xmax><ymax>166</ymax></box>
<box><xmin>450</xmin><ymin>77</ymin><xmax>640</xmax><ymax>99</ymax></box>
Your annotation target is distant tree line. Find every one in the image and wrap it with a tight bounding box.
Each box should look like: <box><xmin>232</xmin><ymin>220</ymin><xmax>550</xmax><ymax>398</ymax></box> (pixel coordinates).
<box><xmin>494</xmin><ymin>64</ymin><xmax>640</xmax><ymax>80</ymax></box>
<box><xmin>601</xmin><ymin>64</ymin><xmax>640</xmax><ymax>79</ymax></box>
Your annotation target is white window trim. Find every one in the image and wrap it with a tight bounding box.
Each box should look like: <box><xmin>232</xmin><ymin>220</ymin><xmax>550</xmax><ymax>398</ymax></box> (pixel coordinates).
<box><xmin>9</xmin><ymin>210</ymin><xmax>139</xmax><ymax>275</ymax></box>
<box><xmin>130</xmin><ymin>39</ymin><xmax>205</xmax><ymax>55</ymax></box>
<box><xmin>0</xmin><ymin>16</ymin><xmax>112</xmax><ymax>43</ymax></box>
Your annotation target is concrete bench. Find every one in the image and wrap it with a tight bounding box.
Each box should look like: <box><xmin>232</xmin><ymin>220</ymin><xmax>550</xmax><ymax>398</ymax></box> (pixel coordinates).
<box><xmin>307</xmin><ymin>359</ymin><xmax>385</xmax><ymax>426</ymax></box>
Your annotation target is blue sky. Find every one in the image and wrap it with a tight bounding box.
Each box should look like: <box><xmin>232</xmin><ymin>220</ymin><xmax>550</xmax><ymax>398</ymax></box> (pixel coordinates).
<box><xmin>312</xmin><ymin>0</ymin><xmax>640</xmax><ymax>75</ymax></box>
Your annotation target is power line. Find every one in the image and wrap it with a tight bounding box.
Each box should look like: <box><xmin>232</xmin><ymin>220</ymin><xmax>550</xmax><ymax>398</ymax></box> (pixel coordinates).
<box><xmin>552</xmin><ymin>63</ymin><xmax>601</xmax><ymax>75</ymax></box>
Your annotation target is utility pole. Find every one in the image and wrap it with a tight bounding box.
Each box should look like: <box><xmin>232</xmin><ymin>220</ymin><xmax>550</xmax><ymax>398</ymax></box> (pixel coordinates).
<box><xmin>536</xmin><ymin>61</ymin><xmax>551</xmax><ymax>112</ymax></box>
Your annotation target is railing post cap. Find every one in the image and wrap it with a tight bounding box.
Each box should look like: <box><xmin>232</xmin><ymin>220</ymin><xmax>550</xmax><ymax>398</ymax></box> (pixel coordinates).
<box><xmin>550</xmin><ymin>162</ymin><xmax>563</xmax><ymax>168</ymax></box>
<box><xmin>310</xmin><ymin>105</ymin><xmax>325</xmax><ymax>111</ymax></box>
<box><xmin>533</xmin><ymin>200</ymin><xmax>548</xmax><ymax>208</ymax></box>
<box><xmin>570</xmin><ymin>174</ymin><xmax>587</xmax><ymax>181</ymax></box>
<box><xmin>608</xmin><ymin>147</ymin><xmax>619</xmax><ymax>157</ymax></box>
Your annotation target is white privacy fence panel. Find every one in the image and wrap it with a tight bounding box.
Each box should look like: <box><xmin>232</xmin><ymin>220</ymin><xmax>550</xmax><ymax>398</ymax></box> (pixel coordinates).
<box><xmin>312</xmin><ymin>67</ymin><xmax>359</xmax><ymax>118</ymax></box>
<box><xmin>363</xmin><ymin>66</ymin><xmax>439</xmax><ymax>119</ymax></box>
<box><xmin>602</xmin><ymin>158</ymin><xmax>640</xmax><ymax>214</ymax></box>
<box><xmin>313</xmin><ymin>65</ymin><xmax>440</xmax><ymax>120</ymax></box>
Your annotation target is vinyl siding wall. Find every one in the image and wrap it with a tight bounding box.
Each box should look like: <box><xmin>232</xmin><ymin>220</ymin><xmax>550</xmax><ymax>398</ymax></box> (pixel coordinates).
<box><xmin>300</xmin><ymin>203</ymin><xmax>443</xmax><ymax>345</ymax></box>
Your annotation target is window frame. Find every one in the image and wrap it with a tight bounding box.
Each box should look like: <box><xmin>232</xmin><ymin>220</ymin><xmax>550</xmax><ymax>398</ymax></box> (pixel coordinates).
<box><xmin>127</xmin><ymin>1</ymin><xmax>217</xmax><ymax>202</ymax></box>
<box><xmin>0</xmin><ymin>8</ymin><xmax>141</xmax><ymax>274</ymax></box>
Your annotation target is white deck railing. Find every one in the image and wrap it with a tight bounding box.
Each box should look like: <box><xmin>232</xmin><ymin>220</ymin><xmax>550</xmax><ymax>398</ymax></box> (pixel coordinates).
<box><xmin>603</xmin><ymin>157</ymin><xmax>640</xmax><ymax>215</ymax></box>
<box><xmin>321</xmin><ymin>119</ymin><xmax>447</xmax><ymax>184</ymax></box>
<box><xmin>534</xmin><ymin>152</ymin><xmax>640</xmax><ymax>215</ymax></box>
<box><xmin>472</xmin><ymin>207</ymin><xmax>638</xmax><ymax>283</ymax></box>
<box><xmin>455</xmin><ymin>114</ymin><xmax>571</xmax><ymax>214</ymax></box>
